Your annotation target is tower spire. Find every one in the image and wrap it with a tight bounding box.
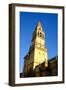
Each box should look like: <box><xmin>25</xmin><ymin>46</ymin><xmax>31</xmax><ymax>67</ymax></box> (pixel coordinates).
<box><xmin>37</xmin><ymin>21</ymin><xmax>42</xmax><ymax>27</ymax></box>
<box><xmin>35</xmin><ymin>21</ymin><xmax>42</xmax><ymax>32</ymax></box>
<box><xmin>32</xmin><ymin>21</ymin><xmax>44</xmax><ymax>42</ymax></box>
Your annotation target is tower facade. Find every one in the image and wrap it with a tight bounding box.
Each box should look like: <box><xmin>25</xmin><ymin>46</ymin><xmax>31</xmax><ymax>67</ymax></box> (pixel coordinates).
<box><xmin>23</xmin><ymin>21</ymin><xmax>48</xmax><ymax>76</ymax></box>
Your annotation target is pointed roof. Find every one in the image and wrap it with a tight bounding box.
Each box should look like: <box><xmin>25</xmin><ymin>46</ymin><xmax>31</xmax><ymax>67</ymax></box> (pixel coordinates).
<box><xmin>37</xmin><ymin>21</ymin><xmax>42</xmax><ymax>27</ymax></box>
<box><xmin>34</xmin><ymin>21</ymin><xmax>42</xmax><ymax>33</ymax></box>
<box><xmin>32</xmin><ymin>21</ymin><xmax>44</xmax><ymax>41</ymax></box>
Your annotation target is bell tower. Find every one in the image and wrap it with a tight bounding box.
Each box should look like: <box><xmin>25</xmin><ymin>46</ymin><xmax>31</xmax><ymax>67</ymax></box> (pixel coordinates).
<box><xmin>23</xmin><ymin>21</ymin><xmax>48</xmax><ymax>76</ymax></box>
<box><xmin>32</xmin><ymin>21</ymin><xmax>48</xmax><ymax>69</ymax></box>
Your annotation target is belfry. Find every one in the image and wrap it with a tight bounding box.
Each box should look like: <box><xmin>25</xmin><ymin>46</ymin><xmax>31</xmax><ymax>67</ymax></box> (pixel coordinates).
<box><xmin>23</xmin><ymin>21</ymin><xmax>48</xmax><ymax>76</ymax></box>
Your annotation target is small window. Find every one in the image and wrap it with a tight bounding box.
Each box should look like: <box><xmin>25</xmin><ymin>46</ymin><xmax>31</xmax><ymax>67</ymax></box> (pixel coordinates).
<box><xmin>39</xmin><ymin>27</ymin><xmax>41</xmax><ymax>30</ymax></box>
<box><xmin>40</xmin><ymin>32</ymin><xmax>42</xmax><ymax>37</ymax></box>
<box><xmin>38</xmin><ymin>32</ymin><xmax>39</xmax><ymax>36</ymax></box>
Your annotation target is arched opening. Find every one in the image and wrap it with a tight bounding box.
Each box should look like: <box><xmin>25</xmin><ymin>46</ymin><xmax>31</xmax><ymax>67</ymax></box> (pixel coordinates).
<box><xmin>38</xmin><ymin>32</ymin><xmax>39</xmax><ymax>37</ymax></box>
<box><xmin>40</xmin><ymin>32</ymin><xmax>42</xmax><ymax>37</ymax></box>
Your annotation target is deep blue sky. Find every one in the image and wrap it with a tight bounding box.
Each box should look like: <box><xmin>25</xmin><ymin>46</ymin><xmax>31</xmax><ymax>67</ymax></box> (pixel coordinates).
<box><xmin>20</xmin><ymin>12</ymin><xmax>58</xmax><ymax>73</ymax></box>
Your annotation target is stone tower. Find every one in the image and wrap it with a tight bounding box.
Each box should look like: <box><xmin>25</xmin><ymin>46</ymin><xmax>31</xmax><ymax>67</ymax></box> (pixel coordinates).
<box><xmin>23</xmin><ymin>21</ymin><xmax>48</xmax><ymax>76</ymax></box>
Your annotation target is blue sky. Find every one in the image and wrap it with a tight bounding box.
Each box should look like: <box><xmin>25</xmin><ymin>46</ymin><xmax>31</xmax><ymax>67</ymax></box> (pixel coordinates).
<box><xmin>20</xmin><ymin>12</ymin><xmax>58</xmax><ymax>73</ymax></box>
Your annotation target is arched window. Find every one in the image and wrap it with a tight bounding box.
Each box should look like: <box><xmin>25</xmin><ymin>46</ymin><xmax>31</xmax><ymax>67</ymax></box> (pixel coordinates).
<box><xmin>40</xmin><ymin>32</ymin><xmax>42</xmax><ymax>37</ymax></box>
<box><xmin>38</xmin><ymin>32</ymin><xmax>39</xmax><ymax>37</ymax></box>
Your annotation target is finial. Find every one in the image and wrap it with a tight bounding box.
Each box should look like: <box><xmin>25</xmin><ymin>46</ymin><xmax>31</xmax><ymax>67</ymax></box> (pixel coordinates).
<box><xmin>37</xmin><ymin>21</ymin><xmax>42</xmax><ymax>26</ymax></box>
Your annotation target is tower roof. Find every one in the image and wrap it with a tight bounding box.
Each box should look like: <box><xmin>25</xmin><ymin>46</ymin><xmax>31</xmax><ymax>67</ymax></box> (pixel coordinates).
<box><xmin>32</xmin><ymin>21</ymin><xmax>45</xmax><ymax>41</ymax></box>
<box><xmin>37</xmin><ymin>21</ymin><xmax>42</xmax><ymax>27</ymax></box>
<box><xmin>33</xmin><ymin>21</ymin><xmax>42</xmax><ymax>34</ymax></box>
<box><xmin>35</xmin><ymin>21</ymin><xmax>42</xmax><ymax>30</ymax></box>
